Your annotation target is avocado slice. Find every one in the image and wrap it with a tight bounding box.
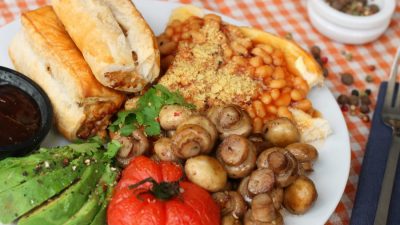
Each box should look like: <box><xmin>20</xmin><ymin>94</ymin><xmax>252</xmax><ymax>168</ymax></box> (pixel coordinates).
<box><xmin>18</xmin><ymin>160</ymin><xmax>105</xmax><ymax>225</ymax></box>
<box><xmin>63</xmin><ymin>165</ymin><xmax>118</xmax><ymax>225</ymax></box>
<box><xmin>0</xmin><ymin>156</ymin><xmax>87</xmax><ymax>224</ymax></box>
<box><xmin>89</xmin><ymin>166</ymin><xmax>119</xmax><ymax>225</ymax></box>
<box><xmin>0</xmin><ymin>143</ymin><xmax>100</xmax><ymax>193</ymax></box>
<box><xmin>0</xmin><ymin>148</ymin><xmax>80</xmax><ymax>193</ymax></box>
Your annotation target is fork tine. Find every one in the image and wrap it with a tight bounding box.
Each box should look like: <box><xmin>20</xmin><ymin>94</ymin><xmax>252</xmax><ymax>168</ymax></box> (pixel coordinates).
<box><xmin>385</xmin><ymin>47</ymin><xmax>400</xmax><ymax>109</ymax></box>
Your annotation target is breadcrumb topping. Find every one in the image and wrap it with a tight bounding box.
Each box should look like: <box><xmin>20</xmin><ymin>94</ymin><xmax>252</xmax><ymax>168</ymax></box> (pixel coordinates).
<box><xmin>159</xmin><ymin>20</ymin><xmax>258</xmax><ymax>110</ymax></box>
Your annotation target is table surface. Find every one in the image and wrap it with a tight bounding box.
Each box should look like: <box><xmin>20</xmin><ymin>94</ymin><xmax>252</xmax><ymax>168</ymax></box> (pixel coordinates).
<box><xmin>1</xmin><ymin>0</ymin><xmax>400</xmax><ymax>224</ymax></box>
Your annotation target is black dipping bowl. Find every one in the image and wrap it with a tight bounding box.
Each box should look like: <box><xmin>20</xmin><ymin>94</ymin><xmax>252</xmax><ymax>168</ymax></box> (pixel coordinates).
<box><xmin>0</xmin><ymin>66</ymin><xmax>53</xmax><ymax>158</ymax></box>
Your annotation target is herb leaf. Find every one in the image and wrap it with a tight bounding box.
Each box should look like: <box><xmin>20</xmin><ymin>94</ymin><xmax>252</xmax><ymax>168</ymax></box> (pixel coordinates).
<box><xmin>108</xmin><ymin>85</ymin><xmax>195</xmax><ymax>136</ymax></box>
<box><xmin>104</xmin><ymin>140</ymin><xmax>122</xmax><ymax>159</ymax></box>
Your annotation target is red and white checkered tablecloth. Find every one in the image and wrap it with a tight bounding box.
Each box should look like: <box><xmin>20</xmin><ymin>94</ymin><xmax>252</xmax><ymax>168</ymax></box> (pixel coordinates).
<box><xmin>1</xmin><ymin>0</ymin><xmax>400</xmax><ymax>224</ymax></box>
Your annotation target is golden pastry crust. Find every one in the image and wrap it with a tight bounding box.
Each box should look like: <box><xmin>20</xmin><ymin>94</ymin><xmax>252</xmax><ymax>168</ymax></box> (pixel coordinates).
<box><xmin>52</xmin><ymin>0</ymin><xmax>160</xmax><ymax>92</ymax></box>
<box><xmin>9</xmin><ymin>6</ymin><xmax>125</xmax><ymax>140</ymax></box>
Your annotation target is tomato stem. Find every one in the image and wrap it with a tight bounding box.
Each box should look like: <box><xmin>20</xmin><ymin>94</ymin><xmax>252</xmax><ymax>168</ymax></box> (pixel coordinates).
<box><xmin>129</xmin><ymin>177</ymin><xmax>181</xmax><ymax>201</ymax></box>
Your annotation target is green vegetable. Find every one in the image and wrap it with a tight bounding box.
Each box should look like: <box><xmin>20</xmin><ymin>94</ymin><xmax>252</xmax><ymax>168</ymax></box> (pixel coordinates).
<box><xmin>89</xmin><ymin>166</ymin><xmax>118</xmax><ymax>225</ymax></box>
<box><xmin>0</xmin><ymin>144</ymin><xmax>98</xmax><ymax>193</ymax></box>
<box><xmin>104</xmin><ymin>140</ymin><xmax>121</xmax><ymax>160</ymax></box>
<box><xmin>109</xmin><ymin>84</ymin><xmax>195</xmax><ymax>136</ymax></box>
<box><xmin>18</xmin><ymin>159</ymin><xmax>105</xmax><ymax>225</ymax></box>
<box><xmin>63</xmin><ymin>165</ymin><xmax>118</xmax><ymax>225</ymax></box>
<box><xmin>0</xmin><ymin>156</ymin><xmax>87</xmax><ymax>224</ymax></box>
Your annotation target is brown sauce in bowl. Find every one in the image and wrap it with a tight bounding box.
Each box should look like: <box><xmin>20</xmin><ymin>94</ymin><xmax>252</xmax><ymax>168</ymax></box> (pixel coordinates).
<box><xmin>0</xmin><ymin>85</ymin><xmax>41</xmax><ymax>146</ymax></box>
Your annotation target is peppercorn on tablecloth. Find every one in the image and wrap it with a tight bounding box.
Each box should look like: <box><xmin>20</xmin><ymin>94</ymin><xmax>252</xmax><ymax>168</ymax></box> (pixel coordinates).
<box><xmin>1</xmin><ymin>0</ymin><xmax>400</xmax><ymax>224</ymax></box>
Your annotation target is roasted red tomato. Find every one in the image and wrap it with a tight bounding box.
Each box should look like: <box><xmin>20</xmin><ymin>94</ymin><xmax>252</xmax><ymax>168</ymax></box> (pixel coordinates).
<box><xmin>107</xmin><ymin>156</ymin><xmax>220</xmax><ymax>225</ymax></box>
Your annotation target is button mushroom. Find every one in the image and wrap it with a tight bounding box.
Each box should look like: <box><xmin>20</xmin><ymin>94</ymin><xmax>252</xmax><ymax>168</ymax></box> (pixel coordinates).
<box><xmin>286</xmin><ymin>143</ymin><xmax>318</xmax><ymax>174</ymax></box>
<box><xmin>110</xmin><ymin>129</ymin><xmax>149</xmax><ymax>167</ymax></box>
<box><xmin>283</xmin><ymin>175</ymin><xmax>318</xmax><ymax>215</ymax></box>
<box><xmin>185</xmin><ymin>155</ymin><xmax>227</xmax><ymax>192</ymax></box>
<box><xmin>179</xmin><ymin>115</ymin><xmax>218</xmax><ymax>145</ymax></box>
<box><xmin>222</xmin><ymin>214</ymin><xmax>242</xmax><ymax>225</ymax></box>
<box><xmin>153</xmin><ymin>137</ymin><xmax>179</xmax><ymax>162</ymax></box>
<box><xmin>247</xmin><ymin>134</ymin><xmax>274</xmax><ymax>155</ymax></box>
<box><xmin>244</xmin><ymin>209</ymin><xmax>283</xmax><ymax>225</ymax></box>
<box><xmin>243</xmin><ymin>194</ymin><xmax>283</xmax><ymax>225</ymax></box>
<box><xmin>159</xmin><ymin>105</ymin><xmax>194</xmax><ymax>130</ymax></box>
<box><xmin>248</xmin><ymin>168</ymin><xmax>275</xmax><ymax>195</ymax></box>
<box><xmin>171</xmin><ymin>124</ymin><xmax>213</xmax><ymax>159</ymax></box>
<box><xmin>212</xmin><ymin>191</ymin><xmax>247</xmax><ymax>219</ymax></box>
<box><xmin>270</xmin><ymin>188</ymin><xmax>284</xmax><ymax>210</ymax></box>
<box><xmin>217</xmin><ymin>135</ymin><xmax>257</xmax><ymax>179</ymax></box>
<box><xmin>238</xmin><ymin>176</ymin><xmax>253</xmax><ymax>204</ymax></box>
<box><xmin>263</xmin><ymin>118</ymin><xmax>300</xmax><ymax>147</ymax></box>
<box><xmin>207</xmin><ymin>105</ymin><xmax>252</xmax><ymax>139</ymax></box>
<box><xmin>257</xmin><ymin>147</ymin><xmax>298</xmax><ymax>188</ymax></box>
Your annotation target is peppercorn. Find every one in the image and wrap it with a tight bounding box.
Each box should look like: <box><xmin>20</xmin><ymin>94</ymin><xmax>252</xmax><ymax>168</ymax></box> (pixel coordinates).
<box><xmin>360</xmin><ymin>104</ymin><xmax>370</xmax><ymax>114</ymax></box>
<box><xmin>351</xmin><ymin>89</ymin><xmax>359</xmax><ymax>96</ymax></box>
<box><xmin>345</xmin><ymin>53</ymin><xmax>353</xmax><ymax>61</ymax></box>
<box><xmin>321</xmin><ymin>56</ymin><xmax>328</xmax><ymax>64</ymax></box>
<box><xmin>361</xmin><ymin>114</ymin><xmax>370</xmax><ymax>123</ymax></box>
<box><xmin>349</xmin><ymin>95</ymin><xmax>359</xmax><ymax>106</ymax></box>
<box><xmin>323</xmin><ymin>67</ymin><xmax>329</xmax><ymax>77</ymax></box>
<box><xmin>368</xmin><ymin>65</ymin><xmax>376</xmax><ymax>71</ymax></box>
<box><xmin>365</xmin><ymin>75</ymin><xmax>373</xmax><ymax>83</ymax></box>
<box><xmin>360</xmin><ymin>95</ymin><xmax>371</xmax><ymax>105</ymax></box>
<box><xmin>63</xmin><ymin>158</ymin><xmax>69</xmax><ymax>167</ymax></box>
<box><xmin>365</xmin><ymin>89</ymin><xmax>372</xmax><ymax>96</ymax></box>
<box><xmin>337</xmin><ymin>94</ymin><xmax>350</xmax><ymax>105</ymax></box>
<box><xmin>310</xmin><ymin>45</ymin><xmax>321</xmax><ymax>58</ymax></box>
<box><xmin>341</xmin><ymin>73</ymin><xmax>354</xmax><ymax>85</ymax></box>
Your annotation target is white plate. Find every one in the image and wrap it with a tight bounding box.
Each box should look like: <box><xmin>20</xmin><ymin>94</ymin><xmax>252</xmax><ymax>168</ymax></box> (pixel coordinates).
<box><xmin>0</xmin><ymin>1</ymin><xmax>350</xmax><ymax>224</ymax></box>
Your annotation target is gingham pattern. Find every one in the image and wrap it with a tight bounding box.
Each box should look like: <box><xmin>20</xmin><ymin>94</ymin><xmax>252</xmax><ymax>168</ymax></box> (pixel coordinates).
<box><xmin>1</xmin><ymin>0</ymin><xmax>400</xmax><ymax>224</ymax></box>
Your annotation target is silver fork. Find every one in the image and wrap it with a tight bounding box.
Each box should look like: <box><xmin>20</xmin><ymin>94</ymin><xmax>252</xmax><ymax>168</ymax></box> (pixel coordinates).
<box><xmin>374</xmin><ymin>47</ymin><xmax>400</xmax><ymax>225</ymax></box>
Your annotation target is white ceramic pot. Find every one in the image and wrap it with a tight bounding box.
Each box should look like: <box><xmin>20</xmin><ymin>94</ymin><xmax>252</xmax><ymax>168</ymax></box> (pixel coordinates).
<box><xmin>307</xmin><ymin>0</ymin><xmax>396</xmax><ymax>45</ymax></box>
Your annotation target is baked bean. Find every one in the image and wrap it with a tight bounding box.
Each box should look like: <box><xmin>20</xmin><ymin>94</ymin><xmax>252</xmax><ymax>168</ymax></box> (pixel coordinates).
<box><xmin>282</xmin><ymin>87</ymin><xmax>292</xmax><ymax>94</ymax></box>
<box><xmin>293</xmin><ymin>99</ymin><xmax>312</xmax><ymax>111</ymax></box>
<box><xmin>274</xmin><ymin>93</ymin><xmax>291</xmax><ymax>106</ymax></box>
<box><xmin>270</xmin><ymin>89</ymin><xmax>280</xmax><ymax>100</ymax></box>
<box><xmin>255</xmin><ymin>65</ymin><xmax>273</xmax><ymax>78</ymax></box>
<box><xmin>191</xmin><ymin>31</ymin><xmax>206</xmax><ymax>43</ymax></box>
<box><xmin>260</xmin><ymin>92</ymin><xmax>272</xmax><ymax>105</ymax></box>
<box><xmin>269</xmin><ymin>79</ymin><xmax>287</xmax><ymax>89</ymax></box>
<box><xmin>249</xmin><ymin>56</ymin><xmax>264</xmax><ymax>67</ymax></box>
<box><xmin>266</xmin><ymin>105</ymin><xmax>278</xmax><ymax>114</ymax></box>
<box><xmin>272</xmin><ymin>67</ymin><xmax>285</xmax><ymax>80</ymax></box>
<box><xmin>159</xmin><ymin>41</ymin><xmax>177</xmax><ymax>55</ymax></box>
<box><xmin>165</xmin><ymin>27</ymin><xmax>174</xmax><ymax>37</ymax></box>
<box><xmin>181</xmin><ymin>32</ymin><xmax>191</xmax><ymax>40</ymax></box>
<box><xmin>231</xmin><ymin>41</ymin><xmax>248</xmax><ymax>55</ymax></box>
<box><xmin>223</xmin><ymin>46</ymin><xmax>234</xmax><ymax>59</ymax></box>
<box><xmin>290</xmin><ymin>89</ymin><xmax>305</xmax><ymax>101</ymax></box>
<box><xmin>253</xmin><ymin>100</ymin><xmax>266</xmax><ymax>118</ymax></box>
<box><xmin>277</xmin><ymin>106</ymin><xmax>293</xmax><ymax>120</ymax></box>
<box><xmin>263</xmin><ymin>55</ymin><xmax>273</xmax><ymax>65</ymax></box>
<box><xmin>174</xmin><ymin>25</ymin><xmax>183</xmax><ymax>33</ymax></box>
<box><xmin>232</xmin><ymin>56</ymin><xmax>247</xmax><ymax>66</ymax></box>
<box><xmin>256</xmin><ymin>44</ymin><xmax>274</xmax><ymax>54</ymax></box>
<box><xmin>253</xmin><ymin>117</ymin><xmax>263</xmax><ymax>133</ymax></box>
<box><xmin>251</xmin><ymin>47</ymin><xmax>268</xmax><ymax>58</ymax></box>
<box><xmin>272</xmin><ymin>50</ymin><xmax>284</xmax><ymax>66</ymax></box>
<box><xmin>239</xmin><ymin>38</ymin><xmax>253</xmax><ymax>49</ymax></box>
<box><xmin>246</xmin><ymin>106</ymin><xmax>257</xmax><ymax>118</ymax></box>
